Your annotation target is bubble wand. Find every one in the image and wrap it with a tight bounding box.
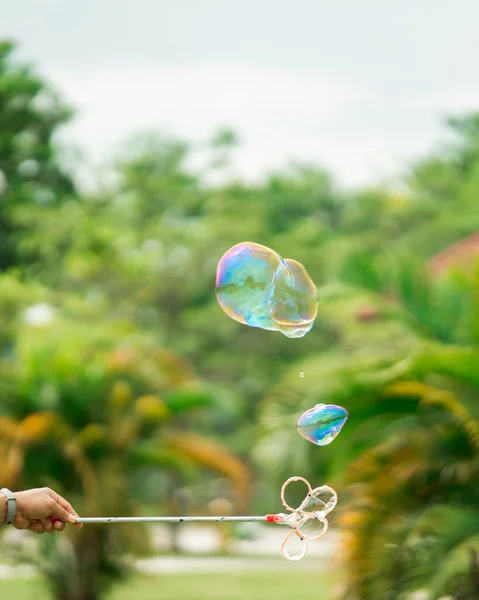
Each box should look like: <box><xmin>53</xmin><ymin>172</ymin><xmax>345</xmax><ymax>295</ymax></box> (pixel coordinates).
<box><xmin>73</xmin><ymin>477</ymin><xmax>337</xmax><ymax>561</ymax></box>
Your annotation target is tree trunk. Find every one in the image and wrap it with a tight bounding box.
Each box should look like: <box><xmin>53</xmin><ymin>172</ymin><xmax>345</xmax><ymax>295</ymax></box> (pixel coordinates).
<box><xmin>52</xmin><ymin>527</ymin><xmax>108</xmax><ymax>600</ymax></box>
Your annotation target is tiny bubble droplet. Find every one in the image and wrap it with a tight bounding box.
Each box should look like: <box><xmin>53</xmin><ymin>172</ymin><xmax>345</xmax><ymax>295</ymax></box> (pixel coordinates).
<box><xmin>300</xmin><ymin>372</ymin><xmax>305</xmax><ymax>378</ymax></box>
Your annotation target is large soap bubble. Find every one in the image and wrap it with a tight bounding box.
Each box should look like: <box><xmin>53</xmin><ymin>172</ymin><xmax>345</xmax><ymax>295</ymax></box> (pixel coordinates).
<box><xmin>216</xmin><ymin>242</ymin><xmax>318</xmax><ymax>338</ymax></box>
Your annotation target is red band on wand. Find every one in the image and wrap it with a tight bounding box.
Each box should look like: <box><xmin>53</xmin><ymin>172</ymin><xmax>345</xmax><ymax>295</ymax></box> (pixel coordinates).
<box><xmin>266</xmin><ymin>514</ymin><xmax>276</xmax><ymax>522</ymax></box>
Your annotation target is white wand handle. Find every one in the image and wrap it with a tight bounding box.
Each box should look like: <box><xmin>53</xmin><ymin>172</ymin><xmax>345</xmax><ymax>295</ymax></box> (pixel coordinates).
<box><xmin>76</xmin><ymin>515</ymin><xmax>274</xmax><ymax>524</ymax></box>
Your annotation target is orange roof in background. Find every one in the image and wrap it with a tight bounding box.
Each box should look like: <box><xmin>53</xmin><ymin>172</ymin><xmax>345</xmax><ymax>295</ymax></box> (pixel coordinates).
<box><xmin>355</xmin><ymin>230</ymin><xmax>479</xmax><ymax>322</ymax></box>
<box><xmin>429</xmin><ymin>231</ymin><xmax>479</xmax><ymax>276</ymax></box>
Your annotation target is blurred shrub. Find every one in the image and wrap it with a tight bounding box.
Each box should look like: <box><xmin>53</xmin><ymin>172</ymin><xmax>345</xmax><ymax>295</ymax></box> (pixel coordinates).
<box><xmin>257</xmin><ymin>256</ymin><xmax>479</xmax><ymax>599</ymax></box>
<box><xmin>0</xmin><ymin>317</ymin><xmax>251</xmax><ymax>600</ymax></box>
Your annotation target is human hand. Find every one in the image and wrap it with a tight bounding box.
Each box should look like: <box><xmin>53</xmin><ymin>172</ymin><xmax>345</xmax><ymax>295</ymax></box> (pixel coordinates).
<box><xmin>12</xmin><ymin>488</ymin><xmax>83</xmax><ymax>534</ymax></box>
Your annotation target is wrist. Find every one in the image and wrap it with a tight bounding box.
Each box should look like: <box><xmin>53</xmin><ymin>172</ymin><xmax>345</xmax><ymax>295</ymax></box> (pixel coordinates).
<box><xmin>0</xmin><ymin>492</ymin><xmax>7</xmax><ymax>525</ymax></box>
<box><xmin>0</xmin><ymin>489</ymin><xmax>17</xmax><ymax>525</ymax></box>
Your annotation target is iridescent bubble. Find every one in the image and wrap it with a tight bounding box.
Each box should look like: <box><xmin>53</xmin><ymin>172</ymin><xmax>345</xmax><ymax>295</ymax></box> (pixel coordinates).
<box><xmin>299</xmin><ymin>372</ymin><xmax>305</xmax><ymax>378</ymax></box>
<box><xmin>297</xmin><ymin>404</ymin><xmax>348</xmax><ymax>446</ymax></box>
<box><xmin>215</xmin><ymin>242</ymin><xmax>318</xmax><ymax>339</ymax></box>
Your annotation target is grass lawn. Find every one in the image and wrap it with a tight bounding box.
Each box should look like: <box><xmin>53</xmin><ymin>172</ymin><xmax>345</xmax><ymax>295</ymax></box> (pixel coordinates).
<box><xmin>1</xmin><ymin>570</ymin><xmax>333</xmax><ymax>600</ymax></box>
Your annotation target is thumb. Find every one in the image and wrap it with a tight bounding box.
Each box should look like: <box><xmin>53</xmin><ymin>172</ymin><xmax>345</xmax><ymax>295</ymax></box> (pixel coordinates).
<box><xmin>49</xmin><ymin>501</ymin><xmax>77</xmax><ymax>524</ymax></box>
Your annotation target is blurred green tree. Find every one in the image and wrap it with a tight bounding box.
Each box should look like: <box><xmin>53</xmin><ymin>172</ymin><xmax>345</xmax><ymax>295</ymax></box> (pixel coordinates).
<box><xmin>3</xmin><ymin>36</ymin><xmax>479</xmax><ymax>599</ymax></box>
<box><xmin>0</xmin><ymin>318</ymin><xmax>251</xmax><ymax>600</ymax></box>
<box><xmin>0</xmin><ymin>40</ymin><xmax>75</xmax><ymax>269</ymax></box>
<box><xmin>256</xmin><ymin>256</ymin><xmax>479</xmax><ymax>599</ymax></box>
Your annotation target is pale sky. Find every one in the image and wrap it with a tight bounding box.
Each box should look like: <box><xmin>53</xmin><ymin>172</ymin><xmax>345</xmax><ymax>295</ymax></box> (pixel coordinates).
<box><xmin>4</xmin><ymin>0</ymin><xmax>479</xmax><ymax>187</ymax></box>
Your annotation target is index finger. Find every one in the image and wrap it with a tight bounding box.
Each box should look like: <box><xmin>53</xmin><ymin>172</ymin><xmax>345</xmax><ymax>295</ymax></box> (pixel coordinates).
<box><xmin>49</xmin><ymin>490</ymin><xmax>79</xmax><ymax>517</ymax></box>
<box><xmin>49</xmin><ymin>490</ymin><xmax>83</xmax><ymax>529</ymax></box>
<box><xmin>49</xmin><ymin>501</ymin><xmax>77</xmax><ymax>524</ymax></box>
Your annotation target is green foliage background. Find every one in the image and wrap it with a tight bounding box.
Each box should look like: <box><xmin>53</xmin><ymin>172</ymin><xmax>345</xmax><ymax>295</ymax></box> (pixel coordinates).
<box><xmin>0</xmin><ymin>41</ymin><xmax>478</xmax><ymax>600</ymax></box>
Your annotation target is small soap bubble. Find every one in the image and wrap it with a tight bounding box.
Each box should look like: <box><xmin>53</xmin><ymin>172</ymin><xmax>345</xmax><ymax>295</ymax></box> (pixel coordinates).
<box><xmin>302</xmin><ymin>486</ymin><xmax>337</xmax><ymax>516</ymax></box>
<box><xmin>282</xmin><ymin>530</ymin><xmax>308</xmax><ymax>561</ymax></box>
<box><xmin>297</xmin><ymin>404</ymin><xmax>348</xmax><ymax>446</ymax></box>
<box><xmin>216</xmin><ymin>242</ymin><xmax>318</xmax><ymax>338</ymax></box>
<box><xmin>299</xmin><ymin>515</ymin><xmax>327</xmax><ymax>540</ymax></box>
<box><xmin>299</xmin><ymin>372</ymin><xmax>305</xmax><ymax>378</ymax></box>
